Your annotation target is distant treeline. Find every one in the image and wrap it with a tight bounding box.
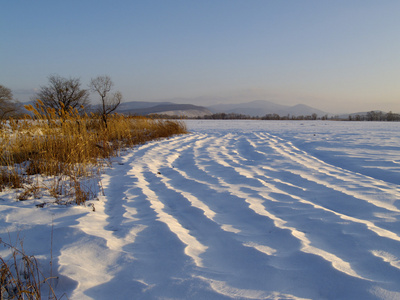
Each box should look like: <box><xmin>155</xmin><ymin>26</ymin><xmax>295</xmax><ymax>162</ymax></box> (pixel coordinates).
<box><xmin>347</xmin><ymin>111</ymin><xmax>400</xmax><ymax>121</ymax></box>
<box><xmin>149</xmin><ymin>110</ymin><xmax>400</xmax><ymax>121</ymax></box>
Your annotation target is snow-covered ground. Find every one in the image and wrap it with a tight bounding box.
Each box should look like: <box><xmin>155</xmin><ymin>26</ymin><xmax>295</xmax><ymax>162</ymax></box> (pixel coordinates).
<box><xmin>1</xmin><ymin>120</ymin><xmax>400</xmax><ymax>299</ymax></box>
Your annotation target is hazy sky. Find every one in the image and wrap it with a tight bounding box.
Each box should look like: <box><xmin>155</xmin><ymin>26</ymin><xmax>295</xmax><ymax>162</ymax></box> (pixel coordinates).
<box><xmin>2</xmin><ymin>0</ymin><xmax>400</xmax><ymax>113</ymax></box>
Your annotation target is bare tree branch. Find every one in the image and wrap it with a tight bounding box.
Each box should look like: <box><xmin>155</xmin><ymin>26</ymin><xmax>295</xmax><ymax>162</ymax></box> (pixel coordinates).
<box><xmin>34</xmin><ymin>75</ymin><xmax>90</xmax><ymax>114</ymax></box>
<box><xmin>0</xmin><ymin>85</ymin><xmax>20</xmax><ymax>119</ymax></box>
<box><xmin>89</xmin><ymin>76</ymin><xmax>122</xmax><ymax>127</ymax></box>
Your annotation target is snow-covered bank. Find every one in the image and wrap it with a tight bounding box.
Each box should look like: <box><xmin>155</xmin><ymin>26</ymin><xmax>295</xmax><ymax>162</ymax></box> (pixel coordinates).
<box><xmin>1</xmin><ymin>120</ymin><xmax>400</xmax><ymax>299</ymax></box>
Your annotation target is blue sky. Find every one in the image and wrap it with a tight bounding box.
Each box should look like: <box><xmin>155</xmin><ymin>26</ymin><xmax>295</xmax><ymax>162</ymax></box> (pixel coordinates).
<box><xmin>2</xmin><ymin>0</ymin><xmax>400</xmax><ymax>113</ymax></box>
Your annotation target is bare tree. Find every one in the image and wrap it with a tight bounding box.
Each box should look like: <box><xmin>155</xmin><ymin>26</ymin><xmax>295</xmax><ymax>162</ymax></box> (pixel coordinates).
<box><xmin>0</xmin><ymin>85</ymin><xmax>20</xmax><ymax>119</ymax></box>
<box><xmin>34</xmin><ymin>75</ymin><xmax>90</xmax><ymax>113</ymax></box>
<box><xmin>89</xmin><ymin>75</ymin><xmax>122</xmax><ymax>127</ymax></box>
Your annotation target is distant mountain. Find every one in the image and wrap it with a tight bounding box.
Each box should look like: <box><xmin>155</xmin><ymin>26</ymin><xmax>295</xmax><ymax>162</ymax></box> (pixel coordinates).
<box><xmin>115</xmin><ymin>102</ymin><xmax>212</xmax><ymax>117</ymax></box>
<box><xmin>285</xmin><ymin>104</ymin><xmax>328</xmax><ymax>117</ymax></box>
<box><xmin>115</xmin><ymin>101</ymin><xmax>174</xmax><ymax>112</ymax></box>
<box><xmin>23</xmin><ymin>99</ymin><xmax>330</xmax><ymax>118</ymax></box>
<box><xmin>208</xmin><ymin>100</ymin><xmax>287</xmax><ymax>116</ymax></box>
<box><xmin>207</xmin><ymin>100</ymin><xmax>329</xmax><ymax>117</ymax></box>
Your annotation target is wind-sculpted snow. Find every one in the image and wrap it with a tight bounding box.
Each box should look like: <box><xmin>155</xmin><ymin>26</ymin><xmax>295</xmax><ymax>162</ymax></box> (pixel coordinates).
<box><xmin>80</xmin><ymin>121</ymin><xmax>400</xmax><ymax>299</ymax></box>
<box><xmin>1</xmin><ymin>121</ymin><xmax>400</xmax><ymax>299</ymax></box>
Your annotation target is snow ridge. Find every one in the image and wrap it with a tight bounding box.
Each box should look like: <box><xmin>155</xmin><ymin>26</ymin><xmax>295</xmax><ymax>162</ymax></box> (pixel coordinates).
<box><xmin>2</xmin><ymin>120</ymin><xmax>400</xmax><ymax>299</ymax></box>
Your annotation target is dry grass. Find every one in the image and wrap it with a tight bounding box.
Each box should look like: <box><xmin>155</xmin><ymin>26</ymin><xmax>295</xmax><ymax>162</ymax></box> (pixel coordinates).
<box><xmin>0</xmin><ymin>100</ymin><xmax>187</xmax><ymax>205</ymax></box>
<box><xmin>0</xmin><ymin>237</ymin><xmax>62</xmax><ymax>300</ymax></box>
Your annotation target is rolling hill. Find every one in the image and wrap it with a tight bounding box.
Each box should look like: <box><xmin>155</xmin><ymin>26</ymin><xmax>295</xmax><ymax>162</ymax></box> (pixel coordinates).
<box><xmin>115</xmin><ymin>102</ymin><xmax>212</xmax><ymax>117</ymax></box>
<box><xmin>23</xmin><ymin>99</ymin><xmax>330</xmax><ymax>118</ymax></box>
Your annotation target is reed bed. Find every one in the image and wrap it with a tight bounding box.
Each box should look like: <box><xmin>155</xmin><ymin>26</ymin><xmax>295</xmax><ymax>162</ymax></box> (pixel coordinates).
<box><xmin>0</xmin><ymin>100</ymin><xmax>187</xmax><ymax>205</ymax></box>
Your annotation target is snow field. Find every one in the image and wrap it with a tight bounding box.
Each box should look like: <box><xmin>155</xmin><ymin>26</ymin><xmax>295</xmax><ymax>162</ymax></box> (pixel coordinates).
<box><xmin>1</xmin><ymin>120</ymin><xmax>400</xmax><ymax>299</ymax></box>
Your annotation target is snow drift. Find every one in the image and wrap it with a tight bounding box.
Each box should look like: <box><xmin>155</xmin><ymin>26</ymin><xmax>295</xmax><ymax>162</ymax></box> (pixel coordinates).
<box><xmin>1</xmin><ymin>120</ymin><xmax>400</xmax><ymax>299</ymax></box>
